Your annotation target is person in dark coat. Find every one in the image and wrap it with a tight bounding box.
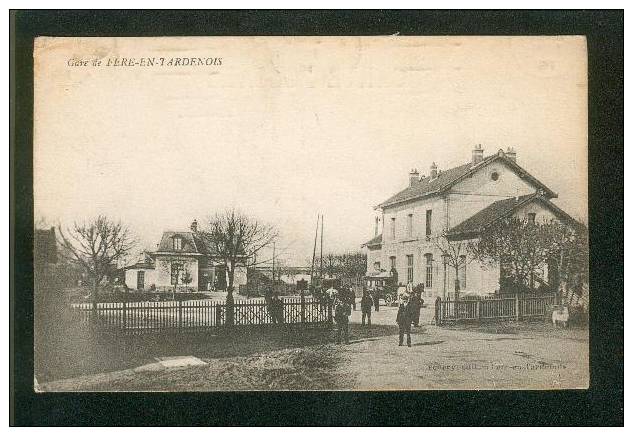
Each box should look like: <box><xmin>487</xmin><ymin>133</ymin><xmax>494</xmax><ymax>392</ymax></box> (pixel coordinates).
<box><xmin>396</xmin><ymin>300</ymin><xmax>413</xmax><ymax>347</ymax></box>
<box><xmin>264</xmin><ymin>292</ymin><xmax>276</xmax><ymax>323</ymax></box>
<box><xmin>410</xmin><ymin>284</ymin><xmax>424</xmax><ymax>327</ymax></box>
<box><xmin>373</xmin><ymin>287</ymin><xmax>381</xmax><ymax>312</ymax></box>
<box><xmin>273</xmin><ymin>293</ymin><xmax>284</xmax><ymax>324</ymax></box>
<box><xmin>434</xmin><ymin>295</ymin><xmax>442</xmax><ymax>325</ymax></box>
<box><xmin>334</xmin><ymin>300</ymin><xmax>351</xmax><ymax>344</ymax></box>
<box><xmin>360</xmin><ymin>288</ymin><xmax>373</xmax><ymax>327</ymax></box>
<box><xmin>266</xmin><ymin>292</ymin><xmax>284</xmax><ymax>324</ymax></box>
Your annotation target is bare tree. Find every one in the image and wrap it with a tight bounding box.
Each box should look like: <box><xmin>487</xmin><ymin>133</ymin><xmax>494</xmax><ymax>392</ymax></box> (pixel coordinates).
<box><xmin>433</xmin><ymin>231</ymin><xmax>471</xmax><ymax>299</ymax></box>
<box><xmin>57</xmin><ymin>216</ymin><xmax>136</xmax><ymax>301</ymax></box>
<box><xmin>468</xmin><ymin>217</ymin><xmax>581</xmax><ymax>293</ymax></box>
<box><xmin>201</xmin><ymin>209</ymin><xmax>278</xmax><ymax>325</ymax></box>
<box><xmin>338</xmin><ymin>252</ymin><xmax>367</xmax><ymax>282</ymax></box>
<box><xmin>322</xmin><ymin>253</ymin><xmax>340</xmax><ymax>278</ymax></box>
<box><xmin>552</xmin><ymin>222</ymin><xmax>589</xmax><ymax>305</ymax></box>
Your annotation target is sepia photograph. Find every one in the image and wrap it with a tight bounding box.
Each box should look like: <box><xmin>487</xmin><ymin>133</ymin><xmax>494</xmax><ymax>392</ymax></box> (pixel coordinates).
<box><xmin>30</xmin><ymin>35</ymin><xmax>591</xmax><ymax>392</ymax></box>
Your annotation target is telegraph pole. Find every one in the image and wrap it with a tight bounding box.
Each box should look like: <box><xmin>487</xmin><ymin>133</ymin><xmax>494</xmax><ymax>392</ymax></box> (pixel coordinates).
<box><xmin>320</xmin><ymin>214</ymin><xmax>324</xmax><ymax>278</ymax></box>
<box><xmin>272</xmin><ymin>241</ymin><xmax>276</xmax><ymax>289</ymax></box>
<box><xmin>310</xmin><ymin>214</ymin><xmax>319</xmax><ymax>286</ymax></box>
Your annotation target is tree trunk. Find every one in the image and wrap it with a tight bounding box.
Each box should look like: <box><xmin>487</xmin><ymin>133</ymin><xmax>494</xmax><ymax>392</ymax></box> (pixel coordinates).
<box><xmin>92</xmin><ymin>277</ymin><xmax>99</xmax><ymax>324</ymax></box>
<box><xmin>225</xmin><ymin>262</ymin><xmax>235</xmax><ymax>326</ymax></box>
<box><xmin>454</xmin><ymin>266</ymin><xmax>460</xmax><ymax>300</ymax></box>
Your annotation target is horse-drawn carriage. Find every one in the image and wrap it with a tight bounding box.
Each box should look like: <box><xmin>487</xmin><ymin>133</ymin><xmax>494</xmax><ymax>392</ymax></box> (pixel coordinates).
<box><xmin>364</xmin><ymin>271</ymin><xmax>399</xmax><ymax>306</ymax></box>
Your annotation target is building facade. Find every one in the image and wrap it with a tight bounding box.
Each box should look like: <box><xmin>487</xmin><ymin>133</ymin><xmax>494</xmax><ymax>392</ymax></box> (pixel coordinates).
<box><xmin>125</xmin><ymin>220</ymin><xmax>247</xmax><ymax>292</ymax></box>
<box><xmin>363</xmin><ymin>146</ymin><xmax>576</xmax><ymax>299</ymax></box>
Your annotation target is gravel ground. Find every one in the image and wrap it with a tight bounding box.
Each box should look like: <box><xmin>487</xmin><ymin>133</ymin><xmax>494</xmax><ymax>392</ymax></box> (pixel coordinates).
<box><xmin>39</xmin><ymin>303</ymin><xmax>588</xmax><ymax>391</ymax></box>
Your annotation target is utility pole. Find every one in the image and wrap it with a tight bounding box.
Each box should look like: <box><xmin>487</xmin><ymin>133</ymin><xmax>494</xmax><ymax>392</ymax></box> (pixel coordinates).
<box><xmin>310</xmin><ymin>214</ymin><xmax>319</xmax><ymax>286</ymax></box>
<box><xmin>272</xmin><ymin>241</ymin><xmax>276</xmax><ymax>289</ymax></box>
<box><xmin>320</xmin><ymin>214</ymin><xmax>324</xmax><ymax>279</ymax></box>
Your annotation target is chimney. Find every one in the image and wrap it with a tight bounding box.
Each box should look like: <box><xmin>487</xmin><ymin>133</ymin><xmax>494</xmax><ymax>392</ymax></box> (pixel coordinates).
<box><xmin>430</xmin><ymin>162</ymin><xmax>438</xmax><ymax>180</ymax></box>
<box><xmin>472</xmin><ymin>144</ymin><xmax>484</xmax><ymax>164</ymax></box>
<box><xmin>190</xmin><ymin>219</ymin><xmax>198</xmax><ymax>233</ymax></box>
<box><xmin>506</xmin><ymin>146</ymin><xmax>516</xmax><ymax>162</ymax></box>
<box><xmin>409</xmin><ymin>168</ymin><xmax>420</xmax><ymax>186</ymax></box>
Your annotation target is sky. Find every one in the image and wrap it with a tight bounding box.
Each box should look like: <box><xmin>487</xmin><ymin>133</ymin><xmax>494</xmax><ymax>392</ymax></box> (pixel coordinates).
<box><xmin>34</xmin><ymin>36</ymin><xmax>588</xmax><ymax>265</ymax></box>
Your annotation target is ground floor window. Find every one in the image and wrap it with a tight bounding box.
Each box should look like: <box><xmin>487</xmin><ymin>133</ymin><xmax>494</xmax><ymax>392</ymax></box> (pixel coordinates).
<box><xmin>406</xmin><ymin>255</ymin><xmax>414</xmax><ymax>284</ymax></box>
<box><xmin>137</xmin><ymin>270</ymin><xmax>145</xmax><ymax>290</ymax></box>
<box><xmin>425</xmin><ymin>254</ymin><xmax>433</xmax><ymax>288</ymax></box>
<box><xmin>171</xmin><ymin>262</ymin><xmax>183</xmax><ymax>285</ymax></box>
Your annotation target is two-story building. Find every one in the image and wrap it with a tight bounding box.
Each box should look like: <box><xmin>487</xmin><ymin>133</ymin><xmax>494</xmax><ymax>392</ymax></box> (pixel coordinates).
<box><xmin>362</xmin><ymin>146</ymin><xmax>576</xmax><ymax>299</ymax></box>
<box><xmin>125</xmin><ymin>220</ymin><xmax>247</xmax><ymax>292</ymax></box>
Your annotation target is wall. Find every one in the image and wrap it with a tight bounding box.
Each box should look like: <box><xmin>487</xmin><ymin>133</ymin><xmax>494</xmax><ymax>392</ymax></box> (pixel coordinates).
<box><xmin>381</xmin><ymin>194</ymin><xmax>447</xmax><ymax>243</ymax></box>
<box><xmin>125</xmin><ymin>268</ymin><xmax>157</xmax><ymax>290</ymax></box>
<box><xmin>368</xmin><ymin>158</ymin><xmax>560</xmax><ymax>297</ymax></box>
<box><xmin>447</xmin><ymin>158</ymin><xmax>537</xmax><ymax>227</ymax></box>
<box><xmin>376</xmin><ymin>194</ymin><xmax>448</xmax><ymax>293</ymax></box>
<box><xmin>153</xmin><ymin>255</ymin><xmax>199</xmax><ymax>291</ymax></box>
<box><xmin>513</xmin><ymin>200</ymin><xmax>559</xmax><ymax>222</ymax></box>
<box><xmin>365</xmin><ymin>246</ymin><xmax>383</xmax><ymax>273</ymax></box>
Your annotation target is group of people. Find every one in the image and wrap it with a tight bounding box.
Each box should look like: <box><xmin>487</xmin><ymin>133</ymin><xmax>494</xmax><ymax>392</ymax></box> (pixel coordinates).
<box><xmin>332</xmin><ymin>281</ymin><xmax>426</xmax><ymax>346</ymax></box>
<box><xmin>264</xmin><ymin>292</ymin><xmax>285</xmax><ymax>324</ymax></box>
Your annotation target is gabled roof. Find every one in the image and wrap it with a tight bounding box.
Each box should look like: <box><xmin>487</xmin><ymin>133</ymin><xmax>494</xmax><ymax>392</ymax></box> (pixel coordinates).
<box><xmin>126</xmin><ymin>252</ymin><xmax>155</xmax><ymax>270</ymax></box>
<box><xmin>155</xmin><ymin>231</ymin><xmax>217</xmax><ymax>256</ymax></box>
<box><xmin>361</xmin><ymin>233</ymin><xmax>383</xmax><ymax>248</ymax></box>
<box><xmin>377</xmin><ymin>150</ymin><xmax>557</xmax><ymax>209</ymax></box>
<box><xmin>446</xmin><ymin>193</ymin><xmax>578</xmax><ymax>240</ymax></box>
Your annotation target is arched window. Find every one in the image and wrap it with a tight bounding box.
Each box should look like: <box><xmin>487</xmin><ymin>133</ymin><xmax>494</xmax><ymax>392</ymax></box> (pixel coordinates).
<box><xmin>424</xmin><ymin>254</ymin><xmax>433</xmax><ymax>288</ymax></box>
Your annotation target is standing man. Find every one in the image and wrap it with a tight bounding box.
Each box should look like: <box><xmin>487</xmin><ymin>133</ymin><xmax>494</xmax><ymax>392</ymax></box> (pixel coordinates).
<box><xmin>396</xmin><ymin>298</ymin><xmax>413</xmax><ymax>347</ymax></box>
<box><xmin>349</xmin><ymin>286</ymin><xmax>357</xmax><ymax>311</ymax></box>
<box><xmin>361</xmin><ymin>287</ymin><xmax>373</xmax><ymax>327</ymax></box>
<box><xmin>334</xmin><ymin>298</ymin><xmax>351</xmax><ymax>344</ymax></box>
<box><xmin>434</xmin><ymin>295</ymin><xmax>442</xmax><ymax>325</ymax></box>
<box><xmin>410</xmin><ymin>283</ymin><xmax>423</xmax><ymax>327</ymax></box>
<box><xmin>373</xmin><ymin>286</ymin><xmax>381</xmax><ymax>312</ymax></box>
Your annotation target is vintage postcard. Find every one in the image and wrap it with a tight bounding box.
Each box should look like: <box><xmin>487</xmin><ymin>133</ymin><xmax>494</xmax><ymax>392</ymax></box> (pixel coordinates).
<box><xmin>33</xmin><ymin>36</ymin><xmax>589</xmax><ymax>391</ymax></box>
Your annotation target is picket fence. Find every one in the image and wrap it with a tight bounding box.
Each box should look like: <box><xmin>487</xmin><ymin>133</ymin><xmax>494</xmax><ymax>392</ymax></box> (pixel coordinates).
<box><xmin>435</xmin><ymin>293</ymin><xmax>560</xmax><ymax>325</ymax></box>
<box><xmin>70</xmin><ymin>297</ymin><xmax>332</xmax><ymax>336</ymax></box>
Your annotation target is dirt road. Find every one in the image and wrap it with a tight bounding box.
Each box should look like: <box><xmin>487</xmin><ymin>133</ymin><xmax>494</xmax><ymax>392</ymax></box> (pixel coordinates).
<box><xmin>39</xmin><ymin>304</ymin><xmax>588</xmax><ymax>391</ymax></box>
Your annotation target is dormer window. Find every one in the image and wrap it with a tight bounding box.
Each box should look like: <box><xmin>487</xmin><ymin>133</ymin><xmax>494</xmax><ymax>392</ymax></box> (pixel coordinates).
<box><xmin>173</xmin><ymin>236</ymin><xmax>182</xmax><ymax>250</ymax></box>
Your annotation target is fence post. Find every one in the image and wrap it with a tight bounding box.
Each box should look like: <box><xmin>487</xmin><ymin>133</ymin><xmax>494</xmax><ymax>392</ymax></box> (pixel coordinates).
<box><xmin>178</xmin><ymin>299</ymin><xmax>183</xmax><ymax>331</ymax></box>
<box><xmin>300</xmin><ymin>291</ymin><xmax>306</xmax><ymax>325</ymax></box>
<box><xmin>476</xmin><ymin>299</ymin><xmax>481</xmax><ymax>321</ymax></box>
<box><xmin>436</xmin><ymin>299</ymin><xmax>442</xmax><ymax>326</ymax></box>
<box><xmin>122</xmin><ymin>300</ymin><xmax>127</xmax><ymax>333</ymax></box>
<box><xmin>515</xmin><ymin>294</ymin><xmax>520</xmax><ymax>321</ymax></box>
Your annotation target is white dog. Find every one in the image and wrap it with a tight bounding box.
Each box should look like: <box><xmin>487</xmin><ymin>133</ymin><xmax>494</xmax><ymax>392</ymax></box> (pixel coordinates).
<box><xmin>552</xmin><ymin>305</ymin><xmax>569</xmax><ymax>328</ymax></box>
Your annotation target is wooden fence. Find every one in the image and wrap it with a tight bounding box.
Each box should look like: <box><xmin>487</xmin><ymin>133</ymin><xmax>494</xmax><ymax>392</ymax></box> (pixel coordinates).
<box><xmin>70</xmin><ymin>297</ymin><xmax>332</xmax><ymax>336</ymax></box>
<box><xmin>435</xmin><ymin>293</ymin><xmax>559</xmax><ymax>325</ymax></box>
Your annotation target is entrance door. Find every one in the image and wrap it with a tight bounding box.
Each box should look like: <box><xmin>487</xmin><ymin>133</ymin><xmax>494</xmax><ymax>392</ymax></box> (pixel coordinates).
<box><xmin>137</xmin><ymin>270</ymin><xmax>145</xmax><ymax>290</ymax></box>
